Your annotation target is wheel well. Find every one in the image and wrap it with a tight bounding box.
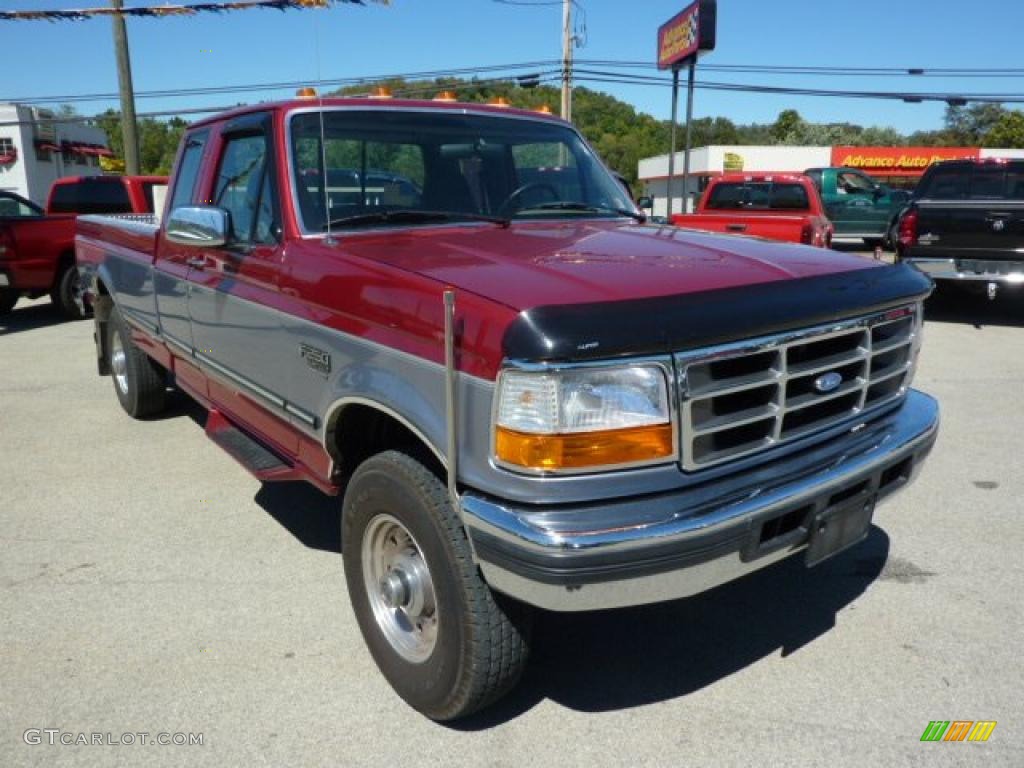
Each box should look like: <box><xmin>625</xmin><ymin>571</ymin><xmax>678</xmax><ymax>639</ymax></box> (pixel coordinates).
<box><xmin>328</xmin><ymin>403</ymin><xmax>445</xmax><ymax>485</ymax></box>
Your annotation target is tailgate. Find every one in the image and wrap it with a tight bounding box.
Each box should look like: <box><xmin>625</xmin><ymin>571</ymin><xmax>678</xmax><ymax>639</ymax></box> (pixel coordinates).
<box><xmin>673</xmin><ymin>213</ymin><xmax>809</xmax><ymax>242</ymax></box>
<box><xmin>915</xmin><ymin>199</ymin><xmax>1024</xmax><ymax>260</ymax></box>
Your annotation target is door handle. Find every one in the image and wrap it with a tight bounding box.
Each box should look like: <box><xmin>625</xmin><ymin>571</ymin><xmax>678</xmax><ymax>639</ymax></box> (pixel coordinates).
<box><xmin>726</xmin><ymin>223</ymin><xmax>747</xmax><ymax>232</ymax></box>
<box><xmin>186</xmin><ymin>257</ymin><xmax>206</xmax><ymax>270</ymax></box>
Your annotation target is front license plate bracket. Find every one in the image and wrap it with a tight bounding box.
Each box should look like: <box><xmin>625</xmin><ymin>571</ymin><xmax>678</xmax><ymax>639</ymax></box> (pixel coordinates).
<box><xmin>805</xmin><ymin>493</ymin><xmax>876</xmax><ymax>567</ymax></box>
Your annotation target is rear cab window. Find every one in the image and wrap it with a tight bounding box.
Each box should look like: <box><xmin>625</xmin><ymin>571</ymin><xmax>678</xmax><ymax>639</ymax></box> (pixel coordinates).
<box><xmin>48</xmin><ymin>177</ymin><xmax>131</xmax><ymax>214</ymax></box>
<box><xmin>169</xmin><ymin>130</ymin><xmax>210</xmax><ymax>210</ymax></box>
<box><xmin>918</xmin><ymin>162</ymin><xmax>1024</xmax><ymax>200</ymax></box>
<box><xmin>705</xmin><ymin>182</ymin><xmax>809</xmax><ymax>210</ymax></box>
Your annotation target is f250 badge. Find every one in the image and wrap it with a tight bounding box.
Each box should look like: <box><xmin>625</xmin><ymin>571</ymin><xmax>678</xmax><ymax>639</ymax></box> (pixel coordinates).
<box><xmin>300</xmin><ymin>343</ymin><xmax>331</xmax><ymax>375</ymax></box>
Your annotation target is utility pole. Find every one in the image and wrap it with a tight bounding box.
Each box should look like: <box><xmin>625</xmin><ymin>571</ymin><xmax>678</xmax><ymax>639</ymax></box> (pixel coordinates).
<box><xmin>110</xmin><ymin>0</ymin><xmax>140</xmax><ymax>174</ymax></box>
<box><xmin>560</xmin><ymin>0</ymin><xmax>572</xmax><ymax>122</ymax></box>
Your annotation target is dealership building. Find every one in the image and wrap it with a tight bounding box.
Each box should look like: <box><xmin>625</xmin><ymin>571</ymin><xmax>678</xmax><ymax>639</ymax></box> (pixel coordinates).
<box><xmin>0</xmin><ymin>103</ymin><xmax>111</xmax><ymax>206</ymax></box>
<box><xmin>638</xmin><ymin>144</ymin><xmax>1024</xmax><ymax>217</ymax></box>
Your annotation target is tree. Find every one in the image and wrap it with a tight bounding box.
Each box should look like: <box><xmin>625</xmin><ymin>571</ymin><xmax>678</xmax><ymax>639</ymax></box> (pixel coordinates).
<box><xmin>985</xmin><ymin>110</ymin><xmax>1024</xmax><ymax>148</ymax></box>
<box><xmin>771</xmin><ymin>109</ymin><xmax>803</xmax><ymax>143</ymax></box>
<box><xmin>92</xmin><ymin>110</ymin><xmax>185</xmax><ymax>175</ymax></box>
<box><xmin>944</xmin><ymin>103</ymin><xmax>1007</xmax><ymax>145</ymax></box>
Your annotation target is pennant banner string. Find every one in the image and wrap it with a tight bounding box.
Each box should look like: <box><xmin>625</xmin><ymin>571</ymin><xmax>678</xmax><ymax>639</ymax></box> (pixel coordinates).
<box><xmin>0</xmin><ymin>1</ymin><xmax>388</xmax><ymax>22</ymax></box>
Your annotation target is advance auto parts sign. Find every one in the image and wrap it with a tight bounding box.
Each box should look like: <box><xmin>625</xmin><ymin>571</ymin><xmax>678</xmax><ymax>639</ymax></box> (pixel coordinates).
<box><xmin>657</xmin><ymin>0</ymin><xmax>716</xmax><ymax>70</ymax></box>
<box><xmin>831</xmin><ymin>146</ymin><xmax>980</xmax><ymax>176</ymax></box>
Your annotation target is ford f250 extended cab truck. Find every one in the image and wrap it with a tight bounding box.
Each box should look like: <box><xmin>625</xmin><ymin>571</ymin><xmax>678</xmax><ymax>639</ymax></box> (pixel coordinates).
<box><xmin>77</xmin><ymin>97</ymin><xmax>940</xmax><ymax>721</ymax></box>
<box><xmin>896</xmin><ymin>157</ymin><xmax>1024</xmax><ymax>300</ymax></box>
<box><xmin>0</xmin><ymin>176</ymin><xmax>165</xmax><ymax>317</ymax></box>
<box><xmin>671</xmin><ymin>173</ymin><xmax>833</xmax><ymax>247</ymax></box>
<box><xmin>804</xmin><ymin>167</ymin><xmax>908</xmax><ymax>248</ymax></box>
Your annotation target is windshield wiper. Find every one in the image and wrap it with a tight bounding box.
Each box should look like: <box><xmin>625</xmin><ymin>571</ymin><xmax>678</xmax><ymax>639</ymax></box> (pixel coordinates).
<box><xmin>522</xmin><ymin>201</ymin><xmax>646</xmax><ymax>223</ymax></box>
<box><xmin>325</xmin><ymin>209</ymin><xmax>509</xmax><ymax>229</ymax></box>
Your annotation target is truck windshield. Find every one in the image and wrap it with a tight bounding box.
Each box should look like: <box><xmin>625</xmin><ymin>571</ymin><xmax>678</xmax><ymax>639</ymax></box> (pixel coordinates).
<box><xmin>705</xmin><ymin>182</ymin><xmax>809</xmax><ymax>210</ymax></box>
<box><xmin>289</xmin><ymin>110</ymin><xmax>637</xmax><ymax>232</ymax></box>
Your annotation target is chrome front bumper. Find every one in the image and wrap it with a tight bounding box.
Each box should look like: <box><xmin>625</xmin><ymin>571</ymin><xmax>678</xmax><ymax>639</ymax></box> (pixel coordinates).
<box><xmin>905</xmin><ymin>257</ymin><xmax>1024</xmax><ymax>283</ymax></box>
<box><xmin>462</xmin><ymin>390</ymin><xmax>939</xmax><ymax>612</ymax></box>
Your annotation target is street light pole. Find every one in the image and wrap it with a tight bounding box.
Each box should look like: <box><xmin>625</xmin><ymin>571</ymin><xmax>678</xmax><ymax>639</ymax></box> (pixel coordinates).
<box><xmin>110</xmin><ymin>0</ymin><xmax>140</xmax><ymax>174</ymax></box>
<box><xmin>560</xmin><ymin>0</ymin><xmax>573</xmax><ymax>122</ymax></box>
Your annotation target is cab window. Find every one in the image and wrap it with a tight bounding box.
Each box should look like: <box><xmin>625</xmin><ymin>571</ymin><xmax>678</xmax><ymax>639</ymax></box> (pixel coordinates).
<box><xmin>214</xmin><ymin>133</ymin><xmax>278</xmax><ymax>246</ymax></box>
<box><xmin>836</xmin><ymin>171</ymin><xmax>875</xmax><ymax>195</ymax></box>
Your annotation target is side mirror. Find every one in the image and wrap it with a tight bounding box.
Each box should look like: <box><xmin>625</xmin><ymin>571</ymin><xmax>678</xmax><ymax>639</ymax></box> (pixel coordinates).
<box><xmin>165</xmin><ymin>205</ymin><xmax>229</xmax><ymax>247</ymax></box>
<box><xmin>636</xmin><ymin>196</ymin><xmax>653</xmax><ymax>210</ymax></box>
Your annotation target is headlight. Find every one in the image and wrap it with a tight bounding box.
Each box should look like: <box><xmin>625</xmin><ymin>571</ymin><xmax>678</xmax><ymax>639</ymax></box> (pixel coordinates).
<box><xmin>494</xmin><ymin>364</ymin><xmax>674</xmax><ymax>472</ymax></box>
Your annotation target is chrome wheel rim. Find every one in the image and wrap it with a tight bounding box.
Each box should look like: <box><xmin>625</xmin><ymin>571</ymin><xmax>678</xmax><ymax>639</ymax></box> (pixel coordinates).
<box><xmin>111</xmin><ymin>332</ymin><xmax>129</xmax><ymax>395</ymax></box>
<box><xmin>361</xmin><ymin>514</ymin><xmax>438</xmax><ymax>663</ymax></box>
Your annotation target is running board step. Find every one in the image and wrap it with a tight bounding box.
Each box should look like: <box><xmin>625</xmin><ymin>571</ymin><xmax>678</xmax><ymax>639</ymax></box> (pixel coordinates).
<box><xmin>205</xmin><ymin>409</ymin><xmax>302</xmax><ymax>482</ymax></box>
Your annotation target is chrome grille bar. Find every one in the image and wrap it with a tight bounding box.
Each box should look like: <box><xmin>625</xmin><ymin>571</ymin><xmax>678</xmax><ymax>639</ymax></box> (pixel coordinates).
<box><xmin>677</xmin><ymin>305</ymin><xmax>920</xmax><ymax>470</ymax></box>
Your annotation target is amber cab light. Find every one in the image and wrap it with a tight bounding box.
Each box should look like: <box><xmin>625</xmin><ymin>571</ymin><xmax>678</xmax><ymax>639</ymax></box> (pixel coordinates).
<box><xmin>495</xmin><ymin>424</ymin><xmax>674</xmax><ymax>472</ymax></box>
<box><xmin>369</xmin><ymin>87</ymin><xmax>393</xmax><ymax>100</ymax></box>
<box><xmin>535</xmin><ymin>105</ymin><xmax>553</xmax><ymax>114</ymax></box>
<box><xmin>488</xmin><ymin>96</ymin><xmax>511</xmax><ymax>108</ymax></box>
<box><xmin>295</xmin><ymin>87</ymin><xmax>318</xmax><ymax>99</ymax></box>
<box><xmin>433</xmin><ymin>91</ymin><xmax>458</xmax><ymax>102</ymax></box>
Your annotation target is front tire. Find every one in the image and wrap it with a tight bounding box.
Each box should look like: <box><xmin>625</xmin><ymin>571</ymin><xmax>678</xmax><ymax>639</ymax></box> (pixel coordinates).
<box><xmin>107</xmin><ymin>306</ymin><xmax>167</xmax><ymax>418</ymax></box>
<box><xmin>51</xmin><ymin>262</ymin><xmax>85</xmax><ymax>320</ymax></box>
<box><xmin>342</xmin><ymin>451</ymin><xmax>531</xmax><ymax>721</ymax></box>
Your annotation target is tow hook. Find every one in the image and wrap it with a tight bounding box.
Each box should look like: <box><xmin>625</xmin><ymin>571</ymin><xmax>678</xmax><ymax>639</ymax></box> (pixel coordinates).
<box><xmin>987</xmin><ymin>281</ymin><xmax>998</xmax><ymax>301</ymax></box>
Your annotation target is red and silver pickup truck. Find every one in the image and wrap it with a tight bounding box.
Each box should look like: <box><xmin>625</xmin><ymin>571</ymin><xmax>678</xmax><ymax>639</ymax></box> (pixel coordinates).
<box><xmin>672</xmin><ymin>173</ymin><xmax>834</xmax><ymax>247</ymax></box>
<box><xmin>0</xmin><ymin>175</ymin><xmax>165</xmax><ymax>317</ymax></box>
<box><xmin>77</xmin><ymin>96</ymin><xmax>939</xmax><ymax>720</ymax></box>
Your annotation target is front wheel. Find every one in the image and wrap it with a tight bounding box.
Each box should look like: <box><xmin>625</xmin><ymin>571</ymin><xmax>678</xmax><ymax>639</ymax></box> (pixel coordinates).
<box><xmin>342</xmin><ymin>450</ymin><xmax>531</xmax><ymax>721</ymax></box>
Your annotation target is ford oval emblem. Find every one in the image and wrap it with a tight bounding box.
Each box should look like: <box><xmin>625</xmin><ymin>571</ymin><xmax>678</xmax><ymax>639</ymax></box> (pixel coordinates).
<box><xmin>814</xmin><ymin>371</ymin><xmax>843</xmax><ymax>394</ymax></box>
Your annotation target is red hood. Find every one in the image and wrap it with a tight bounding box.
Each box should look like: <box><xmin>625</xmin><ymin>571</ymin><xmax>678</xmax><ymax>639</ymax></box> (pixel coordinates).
<box><xmin>338</xmin><ymin>220</ymin><xmax>881</xmax><ymax>310</ymax></box>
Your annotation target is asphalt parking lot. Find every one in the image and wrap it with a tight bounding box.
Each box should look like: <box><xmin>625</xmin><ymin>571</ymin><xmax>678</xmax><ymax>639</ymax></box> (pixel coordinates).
<box><xmin>2</xmin><ymin>277</ymin><xmax>1023</xmax><ymax>767</ymax></box>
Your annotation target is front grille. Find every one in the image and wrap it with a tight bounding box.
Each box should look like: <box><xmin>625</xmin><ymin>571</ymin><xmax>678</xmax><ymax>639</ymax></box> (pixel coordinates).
<box><xmin>678</xmin><ymin>305</ymin><xmax>920</xmax><ymax>470</ymax></box>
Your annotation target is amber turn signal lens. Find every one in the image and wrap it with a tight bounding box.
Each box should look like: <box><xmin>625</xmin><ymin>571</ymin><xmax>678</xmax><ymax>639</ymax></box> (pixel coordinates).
<box><xmin>495</xmin><ymin>424</ymin><xmax>674</xmax><ymax>471</ymax></box>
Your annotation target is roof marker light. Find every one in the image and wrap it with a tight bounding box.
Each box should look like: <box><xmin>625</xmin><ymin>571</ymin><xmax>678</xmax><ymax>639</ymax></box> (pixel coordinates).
<box><xmin>369</xmin><ymin>87</ymin><xmax>393</xmax><ymax>100</ymax></box>
<box><xmin>433</xmin><ymin>91</ymin><xmax>458</xmax><ymax>102</ymax></box>
<box><xmin>295</xmin><ymin>87</ymin><xmax>318</xmax><ymax>99</ymax></box>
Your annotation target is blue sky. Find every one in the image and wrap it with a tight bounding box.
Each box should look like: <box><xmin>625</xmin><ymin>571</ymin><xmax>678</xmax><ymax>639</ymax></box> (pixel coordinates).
<box><xmin>2</xmin><ymin>0</ymin><xmax>1024</xmax><ymax>133</ymax></box>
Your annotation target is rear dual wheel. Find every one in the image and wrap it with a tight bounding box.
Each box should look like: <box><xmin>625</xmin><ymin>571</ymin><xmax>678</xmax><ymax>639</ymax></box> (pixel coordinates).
<box><xmin>107</xmin><ymin>306</ymin><xmax>167</xmax><ymax>418</ymax></box>
<box><xmin>342</xmin><ymin>450</ymin><xmax>531</xmax><ymax>721</ymax></box>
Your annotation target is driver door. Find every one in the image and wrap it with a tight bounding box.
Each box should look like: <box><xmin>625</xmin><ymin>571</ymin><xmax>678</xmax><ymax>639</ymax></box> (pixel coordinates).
<box><xmin>186</xmin><ymin>121</ymin><xmax>297</xmax><ymax>452</ymax></box>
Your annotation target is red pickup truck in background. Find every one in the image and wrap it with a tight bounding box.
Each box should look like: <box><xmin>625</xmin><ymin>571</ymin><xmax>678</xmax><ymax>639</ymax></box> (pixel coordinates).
<box><xmin>0</xmin><ymin>175</ymin><xmax>165</xmax><ymax>318</ymax></box>
<box><xmin>672</xmin><ymin>173</ymin><xmax>834</xmax><ymax>247</ymax></box>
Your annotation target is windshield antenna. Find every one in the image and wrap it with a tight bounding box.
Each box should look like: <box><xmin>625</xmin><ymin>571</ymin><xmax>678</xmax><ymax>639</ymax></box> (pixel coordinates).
<box><xmin>312</xmin><ymin>6</ymin><xmax>334</xmax><ymax>245</ymax></box>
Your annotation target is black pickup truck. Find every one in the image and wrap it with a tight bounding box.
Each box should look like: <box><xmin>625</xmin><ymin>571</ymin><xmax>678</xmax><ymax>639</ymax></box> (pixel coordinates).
<box><xmin>896</xmin><ymin>158</ymin><xmax>1024</xmax><ymax>299</ymax></box>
